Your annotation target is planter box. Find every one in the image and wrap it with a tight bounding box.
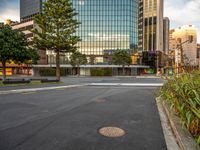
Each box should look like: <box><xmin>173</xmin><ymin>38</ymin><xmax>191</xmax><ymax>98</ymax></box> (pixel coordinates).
<box><xmin>41</xmin><ymin>79</ymin><xmax>59</xmax><ymax>83</ymax></box>
<box><xmin>3</xmin><ymin>80</ymin><xmax>31</xmax><ymax>84</ymax></box>
<box><xmin>30</xmin><ymin>78</ymin><xmax>47</xmax><ymax>81</ymax></box>
<box><xmin>157</xmin><ymin>97</ymin><xmax>199</xmax><ymax>150</ymax></box>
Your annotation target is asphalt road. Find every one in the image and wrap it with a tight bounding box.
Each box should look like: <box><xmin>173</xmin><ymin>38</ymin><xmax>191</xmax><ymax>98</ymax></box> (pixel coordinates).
<box><xmin>0</xmin><ymin>78</ymin><xmax>167</xmax><ymax>150</ymax></box>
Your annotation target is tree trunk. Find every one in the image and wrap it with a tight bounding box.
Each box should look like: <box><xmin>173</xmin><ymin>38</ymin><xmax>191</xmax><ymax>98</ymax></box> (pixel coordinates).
<box><xmin>27</xmin><ymin>64</ymin><xmax>30</xmax><ymax>76</ymax></box>
<box><xmin>56</xmin><ymin>51</ymin><xmax>60</xmax><ymax>81</ymax></box>
<box><xmin>78</xmin><ymin>65</ymin><xmax>80</xmax><ymax>76</ymax></box>
<box><xmin>122</xmin><ymin>65</ymin><xmax>125</xmax><ymax>76</ymax></box>
<box><xmin>2</xmin><ymin>60</ymin><xmax>6</xmax><ymax>81</ymax></box>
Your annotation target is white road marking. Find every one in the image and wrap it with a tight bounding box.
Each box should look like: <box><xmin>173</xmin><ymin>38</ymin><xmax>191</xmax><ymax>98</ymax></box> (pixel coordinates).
<box><xmin>0</xmin><ymin>83</ymin><xmax>164</xmax><ymax>95</ymax></box>
<box><xmin>89</xmin><ymin>83</ymin><xmax>164</xmax><ymax>87</ymax></box>
<box><xmin>0</xmin><ymin>84</ymin><xmax>85</xmax><ymax>95</ymax></box>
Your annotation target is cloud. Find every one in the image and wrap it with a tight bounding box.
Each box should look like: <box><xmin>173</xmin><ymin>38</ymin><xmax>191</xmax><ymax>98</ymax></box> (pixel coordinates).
<box><xmin>164</xmin><ymin>0</ymin><xmax>200</xmax><ymax>43</ymax></box>
<box><xmin>0</xmin><ymin>0</ymin><xmax>19</xmax><ymax>22</ymax></box>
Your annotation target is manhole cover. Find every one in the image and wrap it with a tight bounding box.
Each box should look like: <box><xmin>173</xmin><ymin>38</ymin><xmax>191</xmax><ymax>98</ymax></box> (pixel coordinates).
<box><xmin>95</xmin><ymin>99</ymin><xmax>106</xmax><ymax>103</ymax></box>
<box><xmin>99</xmin><ymin>127</ymin><xmax>125</xmax><ymax>138</ymax></box>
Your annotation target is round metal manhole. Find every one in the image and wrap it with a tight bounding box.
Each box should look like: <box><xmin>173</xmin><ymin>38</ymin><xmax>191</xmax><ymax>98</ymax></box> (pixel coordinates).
<box><xmin>94</xmin><ymin>98</ymin><xmax>106</xmax><ymax>103</ymax></box>
<box><xmin>99</xmin><ymin>127</ymin><xmax>125</xmax><ymax>138</ymax></box>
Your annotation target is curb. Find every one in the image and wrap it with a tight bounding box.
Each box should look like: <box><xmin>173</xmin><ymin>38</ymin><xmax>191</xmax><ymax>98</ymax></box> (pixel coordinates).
<box><xmin>162</xmin><ymin>101</ymin><xmax>184</xmax><ymax>150</ymax></box>
<box><xmin>156</xmin><ymin>98</ymin><xmax>180</xmax><ymax>150</ymax></box>
<box><xmin>158</xmin><ymin>98</ymin><xmax>199</xmax><ymax>150</ymax></box>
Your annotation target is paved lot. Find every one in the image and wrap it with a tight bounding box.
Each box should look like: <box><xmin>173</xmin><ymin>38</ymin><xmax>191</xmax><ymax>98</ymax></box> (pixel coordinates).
<box><xmin>0</xmin><ymin>78</ymin><xmax>167</xmax><ymax>150</ymax></box>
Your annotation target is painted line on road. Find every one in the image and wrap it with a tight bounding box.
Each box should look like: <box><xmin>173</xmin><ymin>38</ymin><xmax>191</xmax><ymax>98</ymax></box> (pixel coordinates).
<box><xmin>0</xmin><ymin>84</ymin><xmax>86</xmax><ymax>95</ymax></box>
<box><xmin>88</xmin><ymin>83</ymin><xmax>164</xmax><ymax>87</ymax></box>
<box><xmin>0</xmin><ymin>83</ymin><xmax>164</xmax><ymax>95</ymax></box>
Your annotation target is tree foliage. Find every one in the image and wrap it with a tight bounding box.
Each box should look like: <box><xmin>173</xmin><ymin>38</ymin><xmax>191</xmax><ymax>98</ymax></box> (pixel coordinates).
<box><xmin>33</xmin><ymin>0</ymin><xmax>80</xmax><ymax>80</ymax></box>
<box><xmin>112</xmin><ymin>50</ymin><xmax>132</xmax><ymax>66</ymax></box>
<box><xmin>70</xmin><ymin>51</ymin><xmax>87</xmax><ymax>75</ymax></box>
<box><xmin>112</xmin><ymin>50</ymin><xmax>132</xmax><ymax>75</ymax></box>
<box><xmin>0</xmin><ymin>25</ymin><xmax>39</xmax><ymax>80</ymax></box>
<box><xmin>70</xmin><ymin>51</ymin><xmax>87</xmax><ymax>67</ymax></box>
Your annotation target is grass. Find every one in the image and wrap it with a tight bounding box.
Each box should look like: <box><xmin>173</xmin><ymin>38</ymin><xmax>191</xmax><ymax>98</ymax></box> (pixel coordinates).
<box><xmin>160</xmin><ymin>70</ymin><xmax>200</xmax><ymax>146</ymax></box>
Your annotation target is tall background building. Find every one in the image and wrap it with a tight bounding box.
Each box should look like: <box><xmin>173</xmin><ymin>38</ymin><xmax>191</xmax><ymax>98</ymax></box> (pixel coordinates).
<box><xmin>20</xmin><ymin>0</ymin><xmax>44</xmax><ymax>21</ymax></box>
<box><xmin>138</xmin><ymin>0</ymin><xmax>166</xmax><ymax>71</ymax></box>
<box><xmin>169</xmin><ymin>29</ymin><xmax>177</xmax><ymax>50</ymax></box>
<box><xmin>71</xmin><ymin>0</ymin><xmax>139</xmax><ymax>63</ymax></box>
<box><xmin>18</xmin><ymin>0</ymin><xmax>139</xmax><ymax>64</ymax></box>
<box><xmin>18</xmin><ymin>0</ymin><xmax>168</xmax><ymax>67</ymax></box>
<box><xmin>138</xmin><ymin>0</ymin><xmax>164</xmax><ymax>52</ymax></box>
<box><xmin>138</xmin><ymin>0</ymin><xmax>144</xmax><ymax>52</ymax></box>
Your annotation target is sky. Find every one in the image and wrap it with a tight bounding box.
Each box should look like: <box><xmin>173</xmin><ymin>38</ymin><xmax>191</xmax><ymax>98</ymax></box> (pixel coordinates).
<box><xmin>0</xmin><ymin>0</ymin><xmax>200</xmax><ymax>42</ymax></box>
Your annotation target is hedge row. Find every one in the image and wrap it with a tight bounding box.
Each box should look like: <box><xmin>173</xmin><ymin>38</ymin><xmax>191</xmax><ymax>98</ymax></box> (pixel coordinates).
<box><xmin>39</xmin><ymin>68</ymin><xmax>66</xmax><ymax>76</ymax></box>
<box><xmin>91</xmin><ymin>68</ymin><xmax>112</xmax><ymax>76</ymax></box>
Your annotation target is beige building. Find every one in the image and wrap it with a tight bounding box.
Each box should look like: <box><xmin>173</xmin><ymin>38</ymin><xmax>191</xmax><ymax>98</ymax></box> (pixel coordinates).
<box><xmin>169</xmin><ymin>29</ymin><xmax>177</xmax><ymax>50</ymax></box>
<box><xmin>197</xmin><ymin>44</ymin><xmax>200</xmax><ymax>67</ymax></box>
<box><xmin>11</xmin><ymin>20</ymin><xmax>47</xmax><ymax>65</ymax></box>
<box><xmin>169</xmin><ymin>25</ymin><xmax>198</xmax><ymax>65</ymax></box>
<box><xmin>138</xmin><ymin>0</ymin><xmax>164</xmax><ymax>52</ymax></box>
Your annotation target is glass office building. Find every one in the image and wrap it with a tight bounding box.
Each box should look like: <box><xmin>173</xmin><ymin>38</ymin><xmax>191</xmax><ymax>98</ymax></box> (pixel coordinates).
<box><xmin>72</xmin><ymin>0</ymin><xmax>139</xmax><ymax>63</ymax></box>
<box><xmin>20</xmin><ymin>0</ymin><xmax>43</xmax><ymax>21</ymax></box>
<box><xmin>20</xmin><ymin>0</ymin><xmax>139</xmax><ymax>63</ymax></box>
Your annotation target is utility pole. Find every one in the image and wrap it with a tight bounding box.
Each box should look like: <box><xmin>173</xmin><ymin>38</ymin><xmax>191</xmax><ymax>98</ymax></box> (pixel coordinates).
<box><xmin>156</xmin><ymin>51</ymin><xmax>160</xmax><ymax>75</ymax></box>
<box><xmin>175</xmin><ymin>36</ymin><xmax>193</xmax><ymax>74</ymax></box>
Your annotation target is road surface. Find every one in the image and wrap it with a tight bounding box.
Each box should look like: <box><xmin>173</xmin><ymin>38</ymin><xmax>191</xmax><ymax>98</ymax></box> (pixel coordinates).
<box><xmin>0</xmin><ymin>77</ymin><xmax>167</xmax><ymax>150</ymax></box>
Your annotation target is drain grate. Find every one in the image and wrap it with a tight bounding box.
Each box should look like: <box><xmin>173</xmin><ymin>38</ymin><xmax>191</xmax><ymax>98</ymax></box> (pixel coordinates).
<box><xmin>99</xmin><ymin>127</ymin><xmax>125</xmax><ymax>138</ymax></box>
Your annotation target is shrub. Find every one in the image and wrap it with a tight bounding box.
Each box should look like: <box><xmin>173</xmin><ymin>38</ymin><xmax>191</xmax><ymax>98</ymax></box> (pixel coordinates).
<box><xmin>39</xmin><ymin>68</ymin><xmax>66</xmax><ymax>76</ymax></box>
<box><xmin>91</xmin><ymin>68</ymin><xmax>112</xmax><ymax>76</ymax></box>
<box><xmin>160</xmin><ymin>71</ymin><xmax>200</xmax><ymax>145</ymax></box>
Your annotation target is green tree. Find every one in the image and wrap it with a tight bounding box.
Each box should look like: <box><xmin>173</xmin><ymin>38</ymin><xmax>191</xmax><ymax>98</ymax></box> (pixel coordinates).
<box><xmin>70</xmin><ymin>51</ymin><xmax>87</xmax><ymax>75</ymax></box>
<box><xmin>0</xmin><ymin>25</ymin><xmax>38</xmax><ymax>80</ymax></box>
<box><xmin>112</xmin><ymin>50</ymin><xmax>132</xmax><ymax>75</ymax></box>
<box><xmin>33</xmin><ymin>0</ymin><xmax>80</xmax><ymax>81</ymax></box>
<box><xmin>24</xmin><ymin>48</ymin><xmax>40</xmax><ymax>75</ymax></box>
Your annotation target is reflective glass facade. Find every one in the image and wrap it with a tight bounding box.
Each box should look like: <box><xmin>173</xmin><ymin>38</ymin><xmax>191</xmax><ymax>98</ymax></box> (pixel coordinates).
<box><xmin>20</xmin><ymin>0</ymin><xmax>42</xmax><ymax>21</ymax></box>
<box><xmin>72</xmin><ymin>0</ymin><xmax>139</xmax><ymax>62</ymax></box>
